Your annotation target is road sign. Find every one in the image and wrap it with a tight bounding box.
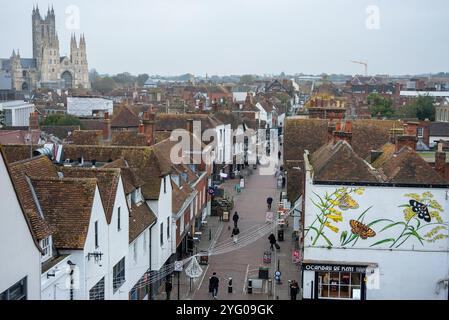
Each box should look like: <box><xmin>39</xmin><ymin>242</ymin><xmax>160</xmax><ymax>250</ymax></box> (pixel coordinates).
<box><xmin>174</xmin><ymin>261</ymin><xmax>183</xmax><ymax>272</ymax></box>
<box><xmin>208</xmin><ymin>187</ymin><xmax>215</xmax><ymax>195</ymax></box>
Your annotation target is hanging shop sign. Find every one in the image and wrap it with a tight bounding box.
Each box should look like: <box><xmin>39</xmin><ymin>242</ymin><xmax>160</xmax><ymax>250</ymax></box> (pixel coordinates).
<box><xmin>302</xmin><ymin>262</ymin><xmax>368</xmax><ymax>273</ymax></box>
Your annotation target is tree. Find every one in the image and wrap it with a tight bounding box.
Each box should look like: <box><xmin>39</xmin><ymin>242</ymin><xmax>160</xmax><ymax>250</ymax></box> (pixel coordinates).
<box><xmin>41</xmin><ymin>114</ymin><xmax>82</xmax><ymax>127</ymax></box>
<box><xmin>137</xmin><ymin>73</ymin><xmax>149</xmax><ymax>87</ymax></box>
<box><xmin>239</xmin><ymin>74</ymin><xmax>255</xmax><ymax>84</ymax></box>
<box><xmin>92</xmin><ymin>76</ymin><xmax>118</xmax><ymax>94</ymax></box>
<box><xmin>367</xmin><ymin>93</ymin><xmax>394</xmax><ymax>118</ymax></box>
<box><xmin>112</xmin><ymin>72</ymin><xmax>137</xmax><ymax>86</ymax></box>
<box><xmin>399</xmin><ymin>95</ymin><xmax>435</xmax><ymax>120</ymax></box>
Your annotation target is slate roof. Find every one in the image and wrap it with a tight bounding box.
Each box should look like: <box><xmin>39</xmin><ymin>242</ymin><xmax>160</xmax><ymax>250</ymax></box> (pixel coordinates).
<box><xmin>429</xmin><ymin>122</ymin><xmax>449</xmax><ymax>137</ymax></box>
<box><xmin>59</xmin><ymin>167</ymin><xmax>121</xmax><ymax>224</ymax></box>
<box><xmin>30</xmin><ymin>177</ymin><xmax>97</xmax><ymax>250</ymax></box>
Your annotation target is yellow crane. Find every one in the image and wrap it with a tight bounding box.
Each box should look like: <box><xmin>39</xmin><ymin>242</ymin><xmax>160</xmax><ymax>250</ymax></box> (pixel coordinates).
<box><xmin>350</xmin><ymin>60</ymin><xmax>368</xmax><ymax>76</ymax></box>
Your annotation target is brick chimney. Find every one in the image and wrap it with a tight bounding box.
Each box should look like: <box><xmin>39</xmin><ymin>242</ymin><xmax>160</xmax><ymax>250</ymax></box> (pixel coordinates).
<box><xmin>29</xmin><ymin>111</ymin><xmax>39</xmax><ymax>130</ymax></box>
<box><xmin>333</xmin><ymin>120</ymin><xmax>352</xmax><ymax>145</ymax></box>
<box><xmin>102</xmin><ymin>112</ymin><xmax>111</xmax><ymax>141</ymax></box>
<box><xmin>435</xmin><ymin>142</ymin><xmax>446</xmax><ymax>178</ymax></box>
<box><xmin>142</xmin><ymin>112</ymin><xmax>156</xmax><ymax>145</ymax></box>
<box><xmin>395</xmin><ymin>135</ymin><xmax>417</xmax><ymax>152</ymax></box>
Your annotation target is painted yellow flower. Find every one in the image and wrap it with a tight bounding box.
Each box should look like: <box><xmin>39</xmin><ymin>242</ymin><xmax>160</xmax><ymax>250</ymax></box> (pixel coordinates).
<box><xmin>329</xmin><ymin>200</ymin><xmax>340</xmax><ymax>206</ymax></box>
<box><xmin>403</xmin><ymin>207</ymin><xmax>416</xmax><ymax>221</ymax></box>
<box><xmin>422</xmin><ymin>191</ymin><xmax>433</xmax><ymax>199</ymax></box>
<box><xmin>324</xmin><ymin>222</ymin><xmax>339</xmax><ymax>233</ymax></box>
<box><xmin>325</xmin><ymin>214</ymin><xmax>343</xmax><ymax>223</ymax></box>
<box><xmin>355</xmin><ymin>187</ymin><xmax>365</xmax><ymax>195</ymax></box>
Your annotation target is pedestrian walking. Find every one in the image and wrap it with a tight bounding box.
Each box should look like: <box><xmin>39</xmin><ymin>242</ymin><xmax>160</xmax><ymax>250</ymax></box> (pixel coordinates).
<box><xmin>278</xmin><ymin>150</ymin><xmax>281</xmax><ymax>160</ymax></box>
<box><xmin>165</xmin><ymin>280</ymin><xmax>172</xmax><ymax>300</ymax></box>
<box><xmin>232</xmin><ymin>226</ymin><xmax>240</xmax><ymax>244</ymax></box>
<box><xmin>282</xmin><ymin>176</ymin><xmax>286</xmax><ymax>188</ymax></box>
<box><xmin>232</xmin><ymin>211</ymin><xmax>239</xmax><ymax>228</ymax></box>
<box><xmin>209</xmin><ymin>272</ymin><xmax>220</xmax><ymax>299</ymax></box>
<box><xmin>266</xmin><ymin>197</ymin><xmax>273</xmax><ymax>210</ymax></box>
<box><xmin>290</xmin><ymin>280</ymin><xmax>299</xmax><ymax>300</ymax></box>
<box><xmin>268</xmin><ymin>233</ymin><xmax>277</xmax><ymax>251</ymax></box>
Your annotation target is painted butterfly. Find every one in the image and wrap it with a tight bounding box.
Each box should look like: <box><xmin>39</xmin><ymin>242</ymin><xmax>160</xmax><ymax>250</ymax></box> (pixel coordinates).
<box><xmin>349</xmin><ymin>220</ymin><xmax>376</xmax><ymax>239</ymax></box>
<box><xmin>338</xmin><ymin>193</ymin><xmax>359</xmax><ymax>210</ymax></box>
<box><xmin>409</xmin><ymin>200</ymin><xmax>431</xmax><ymax>222</ymax></box>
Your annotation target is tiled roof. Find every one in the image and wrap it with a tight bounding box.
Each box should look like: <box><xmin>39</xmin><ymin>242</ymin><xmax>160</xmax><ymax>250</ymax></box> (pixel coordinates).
<box><xmin>79</xmin><ymin>119</ymin><xmax>104</xmax><ymax>131</ymax></box>
<box><xmin>30</xmin><ymin>177</ymin><xmax>97</xmax><ymax>250</ymax></box>
<box><xmin>0</xmin><ymin>130</ymin><xmax>41</xmax><ymax>145</ymax></box>
<box><xmin>351</xmin><ymin>120</ymin><xmax>399</xmax><ymax>158</ymax></box>
<box><xmin>155</xmin><ymin>114</ymin><xmax>221</xmax><ymax>132</ymax></box>
<box><xmin>129</xmin><ymin>203</ymin><xmax>156</xmax><ymax>243</ymax></box>
<box><xmin>111</xmin><ymin>131</ymin><xmax>147</xmax><ymax>146</ymax></box>
<box><xmin>310</xmin><ymin>141</ymin><xmax>381</xmax><ymax>183</ymax></box>
<box><xmin>103</xmin><ymin>158</ymin><xmax>145</xmax><ymax>194</ymax></box>
<box><xmin>8</xmin><ymin>156</ymin><xmax>58</xmax><ymax>241</ymax></box>
<box><xmin>111</xmin><ymin>105</ymin><xmax>140</xmax><ymax>128</ymax></box>
<box><xmin>41</xmin><ymin>126</ymin><xmax>80</xmax><ymax>141</ymax></box>
<box><xmin>59</xmin><ymin>167</ymin><xmax>121</xmax><ymax>224</ymax></box>
<box><xmin>70</xmin><ymin>130</ymin><xmax>102</xmax><ymax>145</ymax></box>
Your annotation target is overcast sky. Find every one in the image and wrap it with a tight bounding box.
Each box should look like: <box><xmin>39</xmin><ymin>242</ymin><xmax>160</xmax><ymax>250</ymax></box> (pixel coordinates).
<box><xmin>1</xmin><ymin>0</ymin><xmax>448</xmax><ymax>76</ymax></box>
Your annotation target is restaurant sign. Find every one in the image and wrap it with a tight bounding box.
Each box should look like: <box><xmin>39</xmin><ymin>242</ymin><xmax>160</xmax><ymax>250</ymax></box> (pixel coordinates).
<box><xmin>302</xmin><ymin>262</ymin><xmax>367</xmax><ymax>273</ymax></box>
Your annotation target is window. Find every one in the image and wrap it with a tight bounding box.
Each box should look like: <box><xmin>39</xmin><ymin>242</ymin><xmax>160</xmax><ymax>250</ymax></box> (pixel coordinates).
<box><xmin>117</xmin><ymin>207</ymin><xmax>121</xmax><ymax>231</ymax></box>
<box><xmin>0</xmin><ymin>277</ymin><xmax>27</xmax><ymax>300</ymax></box>
<box><xmin>94</xmin><ymin>221</ymin><xmax>99</xmax><ymax>248</ymax></box>
<box><xmin>417</xmin><ymin>127</ymin><xmax>424</xmax><ymax>139</ymax></box>
<box><xmin>160</xmin><ymin>223</ymin><xmax>164</xmax><ymax>245</ymax></box>
<box><xmin>113</xmin><ymin>258</ymin><xmax>126</xmax><ymax>292</ymax></box>
<box><xmin>89</xmin><ymin>277</ymin><xmax>105</xmax><ymax>300</ymax></box>
<box><xmin>167</xmin><ymin>217</ymin><xmax>170</xmax><ymax>238</ymax></box>
<box><xmin>317</xmin><ymin>271</ymin><xmax>362</xmax><ymax>300</ymax></box>
<box><xmin>40</xmin><ymin>237</ymin><xmax>52</xmax><ymax>262</ymax></box>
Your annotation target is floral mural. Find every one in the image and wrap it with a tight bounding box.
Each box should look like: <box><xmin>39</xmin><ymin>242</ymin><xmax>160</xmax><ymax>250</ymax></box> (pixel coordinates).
<box><xmin>306</xmin><ymin>188</ymin><xmax>449</xmax><ymax>249</ymax></box>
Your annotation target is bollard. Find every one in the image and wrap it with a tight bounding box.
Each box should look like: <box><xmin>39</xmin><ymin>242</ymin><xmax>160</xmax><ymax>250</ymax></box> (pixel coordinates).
<box><xmin>228</xmin><ymin>278</ymin><xmax>233</xmax><ymax>293</ymax></box>
<box><xmin>247</xmin><ymin>279</ymin><xmax>253</xmax><ymax>294</ymax></box>
<box><xmin>268</xmin><ymin>279</ymin><xmax>273</xmax><ymax>296</ymax></box>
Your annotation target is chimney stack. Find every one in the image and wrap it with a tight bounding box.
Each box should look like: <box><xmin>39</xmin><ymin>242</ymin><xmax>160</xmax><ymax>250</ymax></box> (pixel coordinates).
<box><xmin>333</xmin><ymin>120</ymin><xmax>352</xmax><ymax>145</ymax></box>
<box><xmin>142</xmin><ymin>112</ymin><xmax>156</xmax><ymax>146</ymax></box>
<box><xmin>435</xmin><ymin>142</ymin><xmax>446</xmax><ymax>178</ymax></box>
<box><xmin>29</xmin><ymin>111</ymin><xmax>39</xmax><ymax>130</ymax></box>
<box><xmin>395</xmin><ymin>135</ymin><xmax>417</xmax><ymax>152</ymax></box>
<box><xmin>102</xmin><ymin>112</ymin><xmax>111</xmax><ymax>141</ymax></box>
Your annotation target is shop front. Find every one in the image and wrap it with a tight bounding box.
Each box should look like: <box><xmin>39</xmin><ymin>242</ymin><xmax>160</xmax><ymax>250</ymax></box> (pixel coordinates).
<box><xmin>302</xmin><ymin>261</ymin><xmax>374</xmax><ymax>300</ymax></box>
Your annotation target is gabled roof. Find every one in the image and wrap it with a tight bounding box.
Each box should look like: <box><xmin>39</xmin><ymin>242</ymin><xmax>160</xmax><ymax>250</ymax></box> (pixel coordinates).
<box><xmin>129</xmin><ymin>203</ymin><xmax>156</xmax><ymax>243</ymax></box>
<box><xmin>373</xmin><ymin>146</ymin><xmax>448</xmax><ymax>185</ymax></box>
<box><xmin>30</xmin><ymin>177</ymin><xmax>97</xmax><ymax>250</ymax></box>
<box><xmin>8</xmin><ymin>156</ymin><xmax>58</xmax><ymax>241</ymax></box>
<box><xmin>111</xmin><ymin>105</ymin><xmax>140</xmax><ymax>128</ymax></box>
<box><xmin>155</xmin><ymin>114</ymin><xmax>222</xmax><ymax>132</ymax></box>
<box><xmin>103</xmin><ymin>158</ymin><xmax>145</xmax><ymax>194</ymax></box>
<box><xmin>310</xmin><ymin>140</ymin><xmax>381</xmax><ymax>183</ymax></box>
<box><xmin>59</xmin><ymin>167</ymin><xmax>121</xmax><ymax>224</ymax></box>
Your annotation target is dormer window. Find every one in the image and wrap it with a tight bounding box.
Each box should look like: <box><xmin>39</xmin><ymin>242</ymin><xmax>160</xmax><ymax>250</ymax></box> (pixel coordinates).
<box><xmin>40</xmin><ymin>236</ymin><xmax>52</xmax><ymax>262</ymax></box>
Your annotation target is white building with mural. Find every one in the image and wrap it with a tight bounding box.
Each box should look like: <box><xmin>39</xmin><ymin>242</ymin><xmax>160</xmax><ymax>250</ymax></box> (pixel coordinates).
<box><xmin>301</xmin><ymin>139</ymin><xmax>449</xmax><ymax>300</ymax></box>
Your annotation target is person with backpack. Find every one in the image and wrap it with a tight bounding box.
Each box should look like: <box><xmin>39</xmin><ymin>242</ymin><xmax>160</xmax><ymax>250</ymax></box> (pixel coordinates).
<box><xmin>209</xmin><ymin>272</ymin><xmax>220</xmax><ymax>299</ymax></box>
<box><xmin>232</xmin><ymin>211</ymin><xmax>239</xmax><ymax>228</ymax></box>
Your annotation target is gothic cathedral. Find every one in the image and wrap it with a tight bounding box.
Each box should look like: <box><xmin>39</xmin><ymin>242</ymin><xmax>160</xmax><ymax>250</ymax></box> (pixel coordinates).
<box><xmin>0</xmin><ymin>5</ymin><xmax>90</xmax><ymax>91</ymax></box>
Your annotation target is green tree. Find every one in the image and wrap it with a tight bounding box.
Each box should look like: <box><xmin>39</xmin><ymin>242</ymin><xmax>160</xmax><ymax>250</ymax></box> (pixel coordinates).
<box><xmin>41</xmin><ymin>114</ymin><xmax>82</xmax><ymax>127</ymax></box>
<box><xmin>92</xmin><ymin>76</ymin><xmax>118</xmax><ymax>94</ymax></box>
<box><xmin>137</xmin><ymin>73</ymin><xmax>149</xmax><ymax>87</ymax></box>
<box><xmin>112</xmin><ymin>72</ymin><xmax>137</xmax><ymax>86</ymax></box>
<box><xmin>367</xmin><ymin>93</ymin><xmax>394</xmax><ymax>118</ymax></box>
<box><xmin>239</xmin><ymin>74</ymin><xmax>255</xmax><ymax>84</ymax></box>
<box><xmin>399</xmin><ymin>95</ymin><xmax>435</xmax><ymax>120</ymax></box>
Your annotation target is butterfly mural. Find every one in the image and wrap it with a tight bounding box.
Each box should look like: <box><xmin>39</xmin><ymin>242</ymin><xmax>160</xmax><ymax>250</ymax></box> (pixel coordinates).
<box><xmin>349</xmin><ymin>220</ymin><xmax>376</xmax><ymax>239</ymax></box>
<box><xmin>338</xmin><ymin>193</ymin><xmax>359</xmax><ymax>210</ymax></box>
<box><xmin>409</xmin><ymin>200</ymin><xmax>431</xmax><ymax>222</ymax></box>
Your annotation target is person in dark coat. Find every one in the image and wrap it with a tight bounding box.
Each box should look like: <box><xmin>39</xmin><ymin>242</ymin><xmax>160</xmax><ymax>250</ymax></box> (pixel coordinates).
<box><xmin>209</xmin><ymin>272</ymin><xmax>220</xmax><ymax>299</ymax></box>
<box><xmin>165</xmin><ymin>280</ymin><xmax>172</xmax><ymax>300</ymax></box>
<box><xmin>290</xmin><ymin>280</ymin><xmax>299</xmax><ymax>300</ymax></box>
<box><xmin>231</xmin><ymin>226</ymin><xmax>240</xmax><ymax>243</ymax></box>
<box><xmin>278</xmin><ymin>150</ymin><xmax>282</xmax><ymax>160</ymax></box>
<box><xmin>232</xmin><ymin>211</ymin><xmax>239</xmax><ymax>228</ymax></box>
<box><xmin>266</xmin><ymin>197</ymin><xmax>273</xmax><ymax>209</ymax></box>
<box><xmin>268</xmin><ymin>233</ymin><xmax>277</xmax><ymax>250</ymax></box>
<box><xmin>282</xmin><ymin>176</ymin><xmax>286</xmax><ymax>188</ymax></box>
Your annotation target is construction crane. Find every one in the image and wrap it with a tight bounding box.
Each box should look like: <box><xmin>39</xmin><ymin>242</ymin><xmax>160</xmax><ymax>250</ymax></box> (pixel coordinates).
<box><xmin>350</xmin><ymin>60</ymin><xmax>368</xmax><ymax>76</ymax></box>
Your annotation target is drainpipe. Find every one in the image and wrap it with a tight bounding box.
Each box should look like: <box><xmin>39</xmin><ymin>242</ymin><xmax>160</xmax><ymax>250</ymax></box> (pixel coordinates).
<box><xmin>148</xmin><ymin>222</ymin><xmax>155</xmax><ymax>300</ymax></box>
